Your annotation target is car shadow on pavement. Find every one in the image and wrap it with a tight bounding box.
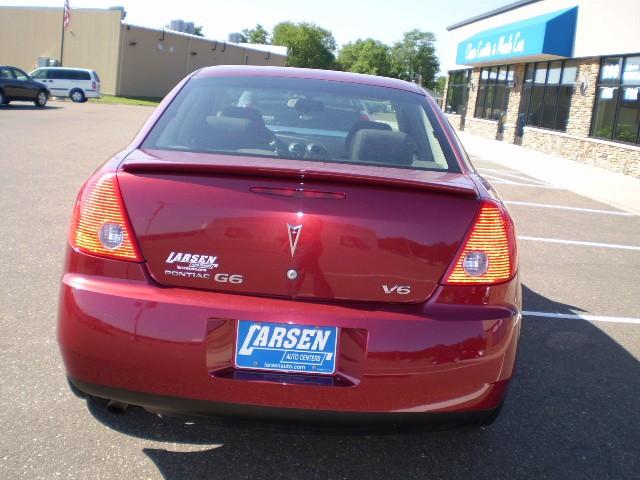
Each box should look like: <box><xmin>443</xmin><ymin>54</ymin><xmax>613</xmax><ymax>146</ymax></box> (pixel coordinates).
<box><xmin>0</xmin><ymin>104</ymin><xmax>61</xmax><ymax>110</ymax></box>
<box><xmin>85</xmin><ymin>284</ymin><xmax>639</xmax><ymax>480</ymax></box>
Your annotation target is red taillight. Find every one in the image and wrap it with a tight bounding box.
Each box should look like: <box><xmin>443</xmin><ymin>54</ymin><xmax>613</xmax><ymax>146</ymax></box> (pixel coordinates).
<box><xmin>91</xmin><ymin>81</ymin><xmax>96</xmax><ymax>89</ymax></box>
<box><xmin>69</xmin><ymin>173</ymin><xmax>142</xmax><ymax>262</ymax></box>
<box><xmin>444</xmin><ymin>200</ymin><xmax>516</xmax><ymax>285</ymax></box>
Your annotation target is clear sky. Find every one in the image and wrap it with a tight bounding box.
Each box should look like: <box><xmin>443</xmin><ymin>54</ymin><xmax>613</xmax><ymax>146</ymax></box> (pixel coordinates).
<box><xmin>6</xmin><ymin>0</ymin><xmax>512</xmax><ymax>71</ymax></box>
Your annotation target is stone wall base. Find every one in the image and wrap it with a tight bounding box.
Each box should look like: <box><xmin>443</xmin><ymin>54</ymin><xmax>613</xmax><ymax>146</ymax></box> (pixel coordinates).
<box><xmin>464</xmin><ymin>117</ymin><xmax>498</xmax><ymax>140</ymax></box>
<box><xmin>448</xmin><ymin>115</ymin><xmax>520</xmax><ymax>144</ymax></box>
<box><xmin>522</xmin><ymin>127</ymin><xmax>640</xmax><ymax>178</ymax></box>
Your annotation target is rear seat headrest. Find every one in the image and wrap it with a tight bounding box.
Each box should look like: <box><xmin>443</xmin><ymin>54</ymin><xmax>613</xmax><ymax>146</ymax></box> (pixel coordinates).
<box><xmin>350</xmin><ymin>129</ymin><xmax>416</xmax><ymax>166</ymax></box>
<box><xmin>220</xmin><ymin>106</ymin><xmax>266</xmax><ymax>127</ymax></box>
<box><xmin>345</xmin><ymin>120</ymin><xmax>392</xmax><ymax>152</ymax></box>
<box><xmin>195</xmin><ymin>116</ymin><xmax>270</xmax><ymax>150</ymax></box>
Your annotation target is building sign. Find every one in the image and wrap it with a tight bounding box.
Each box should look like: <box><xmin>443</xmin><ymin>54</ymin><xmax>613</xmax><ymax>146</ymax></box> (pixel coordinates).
<box><xmin>456</xmin><ymin>7</ymin><xmax>578</xmax><ymax>66</ymax></box>
<box><xmin>622</xmin><ymin>58</ymin><xmax>640</xmax><ymax>83</ymax></box>
<box><xmin>602</xmin><ymin>63</ymin><xmax>621</xmax><ymax>81</ymax></box>
<box><xmin>623</xmin><ymin>88</ymin><xmax>639</xmax><ymax>102</ymax></box>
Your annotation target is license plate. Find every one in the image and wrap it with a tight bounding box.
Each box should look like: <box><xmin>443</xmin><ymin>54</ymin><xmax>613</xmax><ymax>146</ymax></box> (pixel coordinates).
<box><xmin>235</xmin><ymin>321</ymin><xmax>338</xmax><ymax>375</ymax></box>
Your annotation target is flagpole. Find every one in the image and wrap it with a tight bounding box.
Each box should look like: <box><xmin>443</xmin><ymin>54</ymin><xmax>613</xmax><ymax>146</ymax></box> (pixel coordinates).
<box><xmin>59</xmin><ymin>3</ymin><xmax>65</xmax><ymax>66</ymax></box>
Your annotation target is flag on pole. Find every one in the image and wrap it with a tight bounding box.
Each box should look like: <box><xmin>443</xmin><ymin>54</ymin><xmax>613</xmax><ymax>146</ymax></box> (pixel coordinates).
<box><xmin>63</xmin><ymin>0</ymin><xmax>71</xmax><ymax>29</ymax></box>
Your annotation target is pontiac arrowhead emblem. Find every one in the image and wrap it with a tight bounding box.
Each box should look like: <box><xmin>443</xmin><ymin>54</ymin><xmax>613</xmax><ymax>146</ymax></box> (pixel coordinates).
<box><xmin>287</xmin><ymin>224</ymin><xmax>302</xmax><ymax>258</ymax></box>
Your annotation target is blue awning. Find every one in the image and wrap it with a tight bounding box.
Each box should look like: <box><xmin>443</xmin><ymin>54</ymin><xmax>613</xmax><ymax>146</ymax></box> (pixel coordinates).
<box><xmin>456</xmin><ymin>7</ymin><xmax>578</xmax><ymax>66</ymax></box>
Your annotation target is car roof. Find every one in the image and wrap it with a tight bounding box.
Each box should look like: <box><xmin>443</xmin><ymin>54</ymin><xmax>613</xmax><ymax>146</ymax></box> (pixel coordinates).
<box><xmin>194</xmin><ymin>65</ymin><xmax>426</xmax><ymax>96</ymax></box>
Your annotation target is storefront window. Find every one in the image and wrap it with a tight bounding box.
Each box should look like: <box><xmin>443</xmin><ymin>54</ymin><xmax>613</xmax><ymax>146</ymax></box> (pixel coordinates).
<box><xmin>592</xmin><ymin>55</ymin><xmax>640</xmax><ymax>144</ymax></box>
<box><xmin>520</xmin><ymin>60</ymin><xmax>577</xmax><ymax>132</ymax></box>
<box><xmin>445</xmin><ymin>69</ymin><xmax>471</xmax><ymax>115</ymax></box>
<box><xmin>474</xmin><ymin>65</ymin><xmax>513</xmax><ymax>121</ymax></box>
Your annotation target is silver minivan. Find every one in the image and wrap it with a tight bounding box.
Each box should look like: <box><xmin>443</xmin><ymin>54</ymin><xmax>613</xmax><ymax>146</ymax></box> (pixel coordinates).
<box><xmin>30</xmin><ymin>67</ymin><xmax>101</xmax><ymax>102</ymax></box>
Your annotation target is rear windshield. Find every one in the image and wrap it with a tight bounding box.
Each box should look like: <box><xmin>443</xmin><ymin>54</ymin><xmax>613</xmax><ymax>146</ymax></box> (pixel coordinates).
<box><xmin>143</xmin><ymin>76</ymin><xmax>459</xmax><ymax>172</ymax></box>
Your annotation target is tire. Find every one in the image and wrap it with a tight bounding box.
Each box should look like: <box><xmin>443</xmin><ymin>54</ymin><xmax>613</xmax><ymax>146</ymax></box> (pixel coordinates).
<box><xmin>70</xmin><ymin>89</ymin><xmax>85</xmax><ymax>103</ymax></box>
<box><xmin>0</xmin><ymin>89</ymin><xmax>6</xmax><ymax>105</ymax></box>
<box><xmin>34</xmin><ymin>90</ymin><xmax>48</xmax><ymax>108</ymax></box>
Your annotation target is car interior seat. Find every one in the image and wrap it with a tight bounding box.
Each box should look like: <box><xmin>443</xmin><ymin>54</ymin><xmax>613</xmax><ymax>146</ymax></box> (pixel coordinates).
<box><xmin>345</xmin><ymin>120</ymin><xmax>392</xmax><ymax>156</ymax></box>
<box><xmin>349</xmin><ymin>129</ymin><xmax>417</xmax><ymax>166</ymax></box>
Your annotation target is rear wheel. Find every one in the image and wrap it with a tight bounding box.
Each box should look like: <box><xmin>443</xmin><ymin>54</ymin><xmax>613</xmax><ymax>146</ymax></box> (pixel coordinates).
<box><xmin>34</xmin><ymin>90</ymin><xmax>48</xmax><ymax>108</ymax></box>
<box><xmin>0</xmin><ymin>89</ymin><xmax>7</xmax><ymax>105</ymax></box>
<box><xmin>70</xmin><ymin>89</ymin><xmax>85</xmax><ymax>103</ymax></box>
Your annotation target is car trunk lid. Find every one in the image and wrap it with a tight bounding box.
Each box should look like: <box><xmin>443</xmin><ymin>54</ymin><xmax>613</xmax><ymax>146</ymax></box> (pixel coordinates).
<box><xmin>118</xmin><ymin>149</ymin><xmax>479</xmax><ymax>303</ymax></box>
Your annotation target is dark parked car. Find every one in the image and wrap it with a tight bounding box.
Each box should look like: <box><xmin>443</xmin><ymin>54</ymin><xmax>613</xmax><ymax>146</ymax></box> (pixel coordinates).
<box><xmin>0</xmin><ymin>65</ymin><xmax>49</xmax><ymax>107</ymax></box>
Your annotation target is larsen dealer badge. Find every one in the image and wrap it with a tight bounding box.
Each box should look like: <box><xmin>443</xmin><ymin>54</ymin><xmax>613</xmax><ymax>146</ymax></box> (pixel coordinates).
<box><xmin>164</xmin><ymin>251</ymin><xmax>220</xmax><ymax>279</ymax></box>
<box><xmin>165</xmin><ymin>251</ymin><xmax>219</xmax><ymax>271</ymax></box>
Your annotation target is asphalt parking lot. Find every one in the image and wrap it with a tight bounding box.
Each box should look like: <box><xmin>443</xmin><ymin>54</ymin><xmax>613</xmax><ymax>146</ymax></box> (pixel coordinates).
<box><xmin>1</xmin><ymin>100</ymin><xmax>639</xmax><ymax>480</ymax></box>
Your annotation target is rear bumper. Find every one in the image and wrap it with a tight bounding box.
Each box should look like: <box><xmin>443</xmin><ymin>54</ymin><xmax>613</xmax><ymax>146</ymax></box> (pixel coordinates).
<box><xmin>70</xmin><ymin>377</ymin><xmax>504</xmax><ymax>425</ymax></box>
<box><xmin>58</xmin><ymin>251</ymin><xmax>521</xmax><ymax>417</ymax></box>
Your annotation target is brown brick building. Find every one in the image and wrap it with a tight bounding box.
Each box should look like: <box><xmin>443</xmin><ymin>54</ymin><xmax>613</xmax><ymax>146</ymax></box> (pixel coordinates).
<box><xmin>442</xmin><ymin>0</ymin><xmax>640</xmax><ymax>177</ymax></box>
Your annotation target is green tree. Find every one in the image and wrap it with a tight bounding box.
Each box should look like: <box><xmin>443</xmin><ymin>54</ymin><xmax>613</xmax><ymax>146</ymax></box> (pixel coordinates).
<box><xmin>434</xmin><ymin>75</ymin><xmax>447</xmax><ymax>94</ymax></box>
<box><xmin>234</xmin><ymin>33</ymin><xmax>248</xmax><ymax>43</ymax></box>
<box><xmin>242</xmin><ymin>24</ymin><xmax>270</xmax><ymax>44</ymax></box>
<box><xmin>391</xmin><ymin>29</ymin><xmax>439</xmax><ymax>89</ymax></box>
<box><xmin>272</xmin><ymin>22</ymin><xmax>337</xmax><ymax>69</ymax></box>
<box><xmin>193</xmin><ymin>26</ymin><xmax>204</xmax><ymax>37</ymax></box>
<box><xmin>337</xmin><ymin>39</ymin><xmax>394</xmax><ymax>77</ymax></box>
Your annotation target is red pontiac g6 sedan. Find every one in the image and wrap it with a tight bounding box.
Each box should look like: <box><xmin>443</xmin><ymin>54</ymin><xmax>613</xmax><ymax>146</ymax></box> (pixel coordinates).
<box><xmin>58</xmin><ymin>66</ymin><xmax>520</xmax><ymax>426</ymax></box>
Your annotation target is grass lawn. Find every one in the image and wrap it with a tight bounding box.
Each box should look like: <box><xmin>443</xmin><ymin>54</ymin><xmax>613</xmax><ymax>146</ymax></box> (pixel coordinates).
<box><xmin>90</xmin><ymin>95</ymin><xmax>162</xmax><ymax>106</ymax></box>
